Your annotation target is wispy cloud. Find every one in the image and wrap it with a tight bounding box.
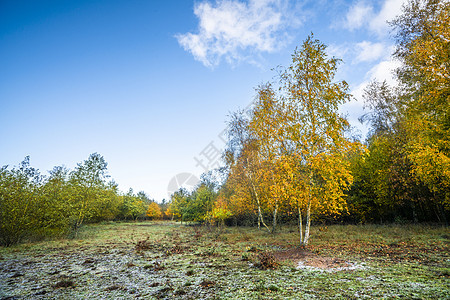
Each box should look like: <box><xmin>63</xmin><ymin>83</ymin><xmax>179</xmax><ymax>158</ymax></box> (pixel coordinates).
<box><xmin>369</xmin><ymin>0</ymin><xmax>407</xmax><ymax>36</ymax></box>
<box><xmin>327</xmin><ymin>43</ymin><xmax>350</xmax><ymax>59</ymax></box>
<box><xmin>176</xmin><ymin>0</ymin><xmax>301</xmax><ymax>68</ymax></box>
<box><xmin>343</xmin><ymin>53</ymin><xmax>400</xmax><ymax>137</ymax></box>
<box><xmin>366</xmin><ymin>57</ymin><xmax>401</xmax><ymax>85</ymax></box>
<box><xmin>343</xmin><ymin>1</ymin><xmax>373</xmax><ymax>31</ymax></box>
<box><xmin>339</xmin><ymin>0</ymin><xmax>407</xmax><ymax>101</ymax></box>
<box><xmin>355</xmin><ymin>41</ymin><xmax>387</xmax><ymax>63</ymax></box>
<box><xmin>342</xmin><ymin>0</ymin><xmax>407</xmax><ymax>36</ymax></box>
<box><xmin>328</xmin><ymin>41</ymin><xmax>389</xmax><ymax>65</ymax></box>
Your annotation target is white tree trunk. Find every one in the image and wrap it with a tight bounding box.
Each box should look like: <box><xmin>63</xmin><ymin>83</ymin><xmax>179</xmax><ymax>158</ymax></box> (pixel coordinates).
<box><xmin>298</xmin><ymin>202</ymin><xmax>303</xmax><ymax>245</ymax></box>
<box><xmin>272</xmin><ymin>204</ymin><xmax>278</xmax><ymax>233</ymax></box>
<box><xmin>303</xmin><ymin>197</ymin><xmax>312</xmax><ymax>245</ymax></box>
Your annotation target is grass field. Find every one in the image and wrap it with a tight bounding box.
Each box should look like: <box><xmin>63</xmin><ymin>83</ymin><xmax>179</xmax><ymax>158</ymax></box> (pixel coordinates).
<box><xmin>0</xmin><ymin>221</ymin><xmax>448</xmax><ymax>299</ymax></box>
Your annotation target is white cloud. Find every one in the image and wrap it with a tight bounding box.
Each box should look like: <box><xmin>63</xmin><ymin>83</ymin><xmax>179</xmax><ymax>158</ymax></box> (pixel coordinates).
<box><xmin>176</xmin><ymin>0</ymin><xmax>300</xmax><ymax>67</ymax></box>
<box><xmin>369</xmin><ymin>0</ymin><xmax>408</xmax><ymax>36</ymax></box>
<box><xmin>328</xmin><ymin>41</ymin><xmax>388</xmax><ymax>65</ymax></box>
<box><xmin>355</xmin><ymin>41</ymin><xmax>386</xmax><ymax>62</ymax></box>
<box><xmin>327</xmin><ymin>43</ymin><xmax>350</xmax><ymax>59</ymax></box>
<box><xmin>342</xmin><ymin>0</ymin><xmax>408</xmax><ymax>36</ymax></box>
<box><xmin>367</xmin><ymin>57</ymin><xmax>401</xmax><ymax>85</ymax></box>
<box><xmin>343</xmin><ymin>1</ymin><xmax>373</xmax><ymax>30</ymax></box>
<box><xmin>343</xmin><ymin>55</ymin><xmax>400</xmax><ymax>139</ymax></box>
<box><xmin>351</xmin><ymin>82</ymin><xmax>367</xmax><ymax>102</ymax></box>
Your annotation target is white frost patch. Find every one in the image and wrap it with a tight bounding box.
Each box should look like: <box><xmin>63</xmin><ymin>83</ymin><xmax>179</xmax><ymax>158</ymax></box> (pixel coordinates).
<box><xmin>296</xmin><ymin>261</ymin><xmax>367</xmax><ymax>273</ymax></box>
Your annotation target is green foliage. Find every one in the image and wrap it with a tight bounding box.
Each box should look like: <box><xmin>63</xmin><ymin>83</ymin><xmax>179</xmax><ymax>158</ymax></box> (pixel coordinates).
<box><xmin>0</xmin><ymin>158</ymin><xmax>71</xmax><ymax>245</ymax></box>
<box><xmin>38</xmin><ymin>166</ymin><xmax>73</xmax><ymax>235</ymax></box>
<box><xmin>185</xmin><ymin>184</ymin><xmax>216</xmax><ymax>222</ymax></box>
<box><xmin>0</xmin><ymin>153</ymin><xmax>148</xmax><ymax>246</ymax></box>
<box><xmin>67</xmin><ymin>153</ymin><xmax>109</xmax><ymax>229</ymax></box>
<box><xmin>0</xmin><ymin>158</ymin><xmax>43</xmax><ymax>245</ymax></box>
<box><xmin>169</xmin><ymin>188</ymin><xmax>190</xmax><ymax>222</ymax></box>
<box><xmin>117</xmin><ymin>189</ymin><xmax>148</xmax><ymax>221</ymax></box>
<box><xmin>350</xmin><ymin>82</ymin><xmax>442</xmax><ymax>223</ymax></box>
<box><xmin>168</xmin><ymin>178</ymin><xmax>218</xmax><ymax>223</ymax></box>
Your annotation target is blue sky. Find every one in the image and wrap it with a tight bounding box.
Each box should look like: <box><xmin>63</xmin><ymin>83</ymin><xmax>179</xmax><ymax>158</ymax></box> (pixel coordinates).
<box><xmin>0</xmin><ymin>0</ymin><xmax>406</xmax><ymax>201</ymax></box>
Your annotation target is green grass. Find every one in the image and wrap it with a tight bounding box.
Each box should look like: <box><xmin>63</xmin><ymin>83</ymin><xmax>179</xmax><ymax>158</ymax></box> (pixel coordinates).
<box><xmin>0</xmin><ymin>221</ymin><xmax>448</xmax><ymax>299</ymax></box>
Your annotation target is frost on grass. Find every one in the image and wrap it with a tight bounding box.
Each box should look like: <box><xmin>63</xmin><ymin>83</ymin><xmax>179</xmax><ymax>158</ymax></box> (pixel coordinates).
<box><xmin>0</xmin><ymin>222</ymin><xmax>448</xmax><ymax>299</ymax></box>
<box><xmin>296</xmin><ymin>259</ymin><xmax>367</xmax><ymax>272</ymax></box>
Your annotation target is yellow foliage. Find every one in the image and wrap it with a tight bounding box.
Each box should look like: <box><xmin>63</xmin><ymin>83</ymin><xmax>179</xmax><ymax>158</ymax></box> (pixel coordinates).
<box><xmin>212</xmin><ymin>197</ymin><xmax>233</xmax><ymax>224</ymax></box>
<box><xmin>146</xmin><ymin>202</ymin><xmax>162</xmax><ymax>220</ymax></box>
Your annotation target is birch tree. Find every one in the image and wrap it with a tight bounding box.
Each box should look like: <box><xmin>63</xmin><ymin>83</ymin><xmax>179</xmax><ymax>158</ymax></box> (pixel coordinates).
<box><xmin>279</xmin><ymin>34</ymin><xmax>361</xmax><ymax>245</ymax></box>
<box><xmin>225</xmin><ymin>111</ymin><xmax>271</xmax><ymax>231</ymax></box>
<box><xmin>250</xmin><ymin>84</ymin><xmax>292</xmax><ymax>233</ymax></box>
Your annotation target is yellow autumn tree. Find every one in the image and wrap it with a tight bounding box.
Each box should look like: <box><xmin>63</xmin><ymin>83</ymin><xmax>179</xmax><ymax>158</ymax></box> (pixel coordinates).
<box><xmin>250</xmin><ymin>84</ymin><xmax>287</xmax><ymax>233</ymax></box>
<box><xmin>211</xmin><ymin>196</ymin><xmax>233</xmax><ymax>228</ymax></box>
<box><xmin>224</xmin><ymin>111</ymin><xmax>271</xmax><ymax>231</ymax></box>
<box><xmin>223</xmin><ymin>35</ymin><xmax>364</xmax><ymax>243</ymax></box>
<box><xmin>224</xmin><ymin>35</ymin><xmax>364</xmax><ymax>243</ymax></box>
<box><xmin>146</xmin><ymin>202</ymin><xmax>162</xmax><ymax>220</ymax></box>
<box><xmin>275</xmin><ymin>34</ymin><xmax>362</xmax><ymax>245</ymax></box>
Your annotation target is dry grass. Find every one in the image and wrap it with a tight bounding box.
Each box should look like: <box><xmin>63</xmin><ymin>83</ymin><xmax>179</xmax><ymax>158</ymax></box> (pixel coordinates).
<box><xmin>0</xmin><ymin>221</ymin><xmax>448</xmax><ymax>299</ymax></box>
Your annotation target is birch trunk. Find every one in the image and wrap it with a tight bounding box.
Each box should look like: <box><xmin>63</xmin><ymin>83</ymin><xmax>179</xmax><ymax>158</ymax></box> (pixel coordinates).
<box><xmin>272</xmin><ymin>204</ymin><xmax>278</xmax><ymax>233</ymax></box>
<box><xmin>298</xmin><ymin>202</ymin><xmax>303</xmax><ymax>245</ymax></box>
<box><xmin>257</xmin><ymin>209</ymin><xmax>261</xmax><ymax>230</ymax></box>
<box><xmin>256</xmin><ymin>199</ymin><xmax>270</xmax><ymax>232</ymax></box>
<box><xmin>303</xmin><ymin>198</ymin><xmax>312</xmax><ymax>245</ymax></box>
<box><xmin>248</xmin><ymin>171</ymin><xmax>270</xmax><ymax>232</ymax></box>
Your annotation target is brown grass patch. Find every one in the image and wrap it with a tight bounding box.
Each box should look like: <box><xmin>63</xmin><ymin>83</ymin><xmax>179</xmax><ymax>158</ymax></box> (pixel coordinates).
<box><xmin>135</xmin><ymin>238</ymin><xmax>152</xmax><ymax>252</ymax></box>
<box><xmin>199</xmin><ymin>279</ymin><xmax>215</xmax><ymax>288</ymax></box>
<box><xmin>255</xmin><ymin>251</ymin><xmax>279</xmax><ymax>270</ymax></box>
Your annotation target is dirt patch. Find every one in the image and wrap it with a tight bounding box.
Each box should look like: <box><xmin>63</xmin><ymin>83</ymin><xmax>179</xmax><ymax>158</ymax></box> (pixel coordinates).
<box><xmin>273</xmin><ymin>247</ymin><xmax>308</xmax><ymax>261</ymax></box>
<box><xmin>165</xmin><ymin>244</ymin><xmax>185</xmax><ymax>256</ymax></box>
<box><xmin>273</xmin><ymin>247</ymin><xmax>352</xmax><ymax>270</ymax></box>
<box><xmin>301</xmin><ymin>256</ymin><xmax>350</xmax><ymax>269</ymax></box>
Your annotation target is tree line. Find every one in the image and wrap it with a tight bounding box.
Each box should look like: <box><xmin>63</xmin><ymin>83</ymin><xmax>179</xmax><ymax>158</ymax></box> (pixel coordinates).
<box><xmin>168</xmin><ymin>0</ymin><xmax>449</xmax><ymax>244</ymax></box>
<box><xmin>0</xmin><ymin>153</ymin><xmax>164</xmax><ymax>246</ymax></box>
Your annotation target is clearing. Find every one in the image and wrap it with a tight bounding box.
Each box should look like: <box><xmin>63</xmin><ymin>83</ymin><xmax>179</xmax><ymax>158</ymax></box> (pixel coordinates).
<box><xmin>0</xmin><ymin>221</ymin><xmax>448</xmax><ymax>299</ymax></box>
